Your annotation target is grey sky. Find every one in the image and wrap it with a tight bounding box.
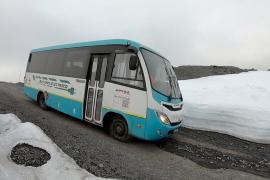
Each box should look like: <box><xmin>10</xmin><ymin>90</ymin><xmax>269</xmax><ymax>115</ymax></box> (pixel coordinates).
<box><xmin>0</xmin><ymin>0</ymin><xmax>269</xmax><ymax>82</ymax></box>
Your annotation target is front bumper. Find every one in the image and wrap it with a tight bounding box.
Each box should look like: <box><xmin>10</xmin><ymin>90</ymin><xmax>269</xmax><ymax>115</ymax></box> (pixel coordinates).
<box><xmin>144</xmin><ymin>108</ymin><xmax>182</xmax><ymax>141</ymax></box>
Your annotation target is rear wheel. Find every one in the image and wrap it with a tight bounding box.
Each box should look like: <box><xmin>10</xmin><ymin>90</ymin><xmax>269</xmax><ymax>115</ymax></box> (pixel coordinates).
<box><xmin>110</xmin><ymin>116</ymin><xmax>132</xmax><ymax>142</ymax></box>
<box><xmin>38</xmin><ymin>93</ymin><xmax>48</xmax><ymax>110</ymax></box>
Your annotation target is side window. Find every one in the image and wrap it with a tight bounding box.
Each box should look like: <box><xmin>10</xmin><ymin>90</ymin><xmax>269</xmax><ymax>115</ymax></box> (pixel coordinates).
<box><xmin>99</xmin><ymin>56</ymin><xmax>108</xmax><ymax>88</ymax></box>
<box><xmin>62</xmin><ymin>49</ymin><xmax>90</xmax><ymax>78</ymax></box>
<box><xmin>28</xmin><ymin>52</ymin><xmax>48</xmax><ymax>74</ymax></box>
<box><xmin>111</xmin><ymin>53</ymin><xmax>144</xmax><ymax>89</ymax></box>
<box><xmin>45</xmin><ymin>50</ymin><xmax>65</xmax><ymax>76</ymax></box>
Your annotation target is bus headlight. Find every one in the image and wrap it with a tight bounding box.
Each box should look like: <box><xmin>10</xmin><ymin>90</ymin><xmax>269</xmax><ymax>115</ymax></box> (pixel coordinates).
<box><xmin>157</xmin><ymin>112</ymin><xmax>171</xmax><ymax>125</ymax></box>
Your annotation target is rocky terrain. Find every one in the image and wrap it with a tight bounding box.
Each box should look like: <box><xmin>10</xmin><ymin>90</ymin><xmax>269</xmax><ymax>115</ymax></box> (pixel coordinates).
<box><xmin>174</xmin><ymin>65</ymin><xmax>256</xmax><ymax>80</ymax></box>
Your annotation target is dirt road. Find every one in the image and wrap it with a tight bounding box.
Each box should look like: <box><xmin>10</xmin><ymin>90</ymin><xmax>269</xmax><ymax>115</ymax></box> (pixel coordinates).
<box><xmin>0</xmin><ymin>82</ymin><xmax>268</xmax><ymax>180</ymax></box>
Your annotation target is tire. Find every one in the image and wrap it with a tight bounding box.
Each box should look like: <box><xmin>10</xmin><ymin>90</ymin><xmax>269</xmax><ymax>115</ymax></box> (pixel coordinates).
<box><xmin>38</xmin><ymin>93</ymin><xmax>48</xmax><ymax>110</ymax></box>
<box><xmin>109</xmin><ymin>116</ymin><xmax>132</xmax><ymax>142</ymax></box>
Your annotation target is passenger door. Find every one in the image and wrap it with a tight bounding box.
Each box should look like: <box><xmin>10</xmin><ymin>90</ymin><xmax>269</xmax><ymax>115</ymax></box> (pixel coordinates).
<box><xmin>85</xmin><ymin>55</ymin><xmax>108</xmax><ymax>124</ymax></box>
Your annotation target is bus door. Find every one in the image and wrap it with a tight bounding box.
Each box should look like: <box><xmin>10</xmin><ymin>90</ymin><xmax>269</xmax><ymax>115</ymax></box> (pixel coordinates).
<box><xmin>85</xmin><ymin>54</ymin><xmax>108</xmax><ymax>124</ymax></box>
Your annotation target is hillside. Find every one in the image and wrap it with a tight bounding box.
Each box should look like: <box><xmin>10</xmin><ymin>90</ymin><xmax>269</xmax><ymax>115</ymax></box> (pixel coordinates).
<box><xmin>174</xmin><ymin>65</ymin><xmax>254</xmax><ymax>80</ymax></box>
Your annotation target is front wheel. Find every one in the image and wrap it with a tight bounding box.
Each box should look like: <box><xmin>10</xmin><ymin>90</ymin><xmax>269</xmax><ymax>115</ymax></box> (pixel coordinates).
<box><xmin>109</xmin><ymin>116</ymin><xmax>132</xmax><ymax>142</ymax></box>
<box><xmin>38</xmin><ymin>93</ymin><xmax>48</xmax><ymax>110</ymax></box>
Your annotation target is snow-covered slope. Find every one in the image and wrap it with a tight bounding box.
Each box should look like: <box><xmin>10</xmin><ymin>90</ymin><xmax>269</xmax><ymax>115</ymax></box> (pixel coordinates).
<box><xmin>0</xmin><ymin>114</ymin><xmax>109</xmax><ymax>180</ymax></box>
<box><xmin>180</xmin><ymin>71</ymin><xmax>270</xmax><ymax>144</ymax></box>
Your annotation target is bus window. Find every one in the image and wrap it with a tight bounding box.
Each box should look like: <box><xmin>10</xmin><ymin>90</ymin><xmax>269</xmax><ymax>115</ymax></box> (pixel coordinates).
<box><xmin>45</xmin><ymin>50</ymin><xmax>65</xmax><ymax>76</ymax></box>
<box><xmin>90</xmin><ymin>57</ymin><xmax>98</xmax><ymax>86</ymax></box>
<box><xmin>111</xmin><ymin>53</ymin><xmax>144</xmax><ymax>89</ymax></box>
<box><xmin>62</xmin><ymin>49</ymin><xmax>90</xmax><ymax>78</ymax></box>
<box><xmin>28</xmin><ymin>52</ymin><xmax>48</xmax><ymax>74</ymax></box>
<box><xmin>98</xmin><ymin>57</ymin><xmax>108</xmax><ymax>88</ymax></box>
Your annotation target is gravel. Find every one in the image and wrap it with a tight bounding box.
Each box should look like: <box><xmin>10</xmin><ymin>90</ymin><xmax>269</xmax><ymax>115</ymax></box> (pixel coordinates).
<box><xmin>158</xmin><ymin>128</ymin><xmax>270</xmax><ymax>178</ymax></box>
<box><xmin>10</xmin><ymin>143</ymin><xmax>51</xmax><ymax>167</ymax></box>
<box><xmin>0</xmin><ymin>82</ymin><xmax>266</xmax><ymax>180</ymax></box>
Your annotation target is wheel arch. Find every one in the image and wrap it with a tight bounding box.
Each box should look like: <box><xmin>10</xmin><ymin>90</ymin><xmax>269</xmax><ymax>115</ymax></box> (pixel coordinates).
<box><xmin>37</xmin><ymin>91</ymin><xmax>43</xmax><ymax>104</ymax></box>
<box><xmin>102</xmin><ymin>111</ymin><xmax>130</xmax><ymax>133</ymax></box>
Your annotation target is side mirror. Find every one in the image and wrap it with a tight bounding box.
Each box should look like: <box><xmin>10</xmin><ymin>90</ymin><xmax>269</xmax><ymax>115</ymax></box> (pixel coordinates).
<box><xmin>129</xmin><ymin>56</ymin><xmax>138</xmax><ymax>70</ymax></box>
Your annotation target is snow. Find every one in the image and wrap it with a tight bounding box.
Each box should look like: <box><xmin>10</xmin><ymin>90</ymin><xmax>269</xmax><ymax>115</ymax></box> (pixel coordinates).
<box><xmin>180</xmin><ymin>71</ymin><xmax>270</xmax><ymax>144</ymax></box>
<box><xmin>0</xmin><ymin>114</ymin><xmax>110</xmax><ymax>180</ymax></box>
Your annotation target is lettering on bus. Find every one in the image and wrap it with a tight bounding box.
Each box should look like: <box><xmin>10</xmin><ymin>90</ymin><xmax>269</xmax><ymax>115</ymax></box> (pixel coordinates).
<box><xmin>113</xmin><ymin>89</ymin><xmax>130</xmax><ymax>108</ymax></box>
<box><xmin>32</xmin><ymin>74</ymin><xmax>76</xmax><ymax>95</ymax></box>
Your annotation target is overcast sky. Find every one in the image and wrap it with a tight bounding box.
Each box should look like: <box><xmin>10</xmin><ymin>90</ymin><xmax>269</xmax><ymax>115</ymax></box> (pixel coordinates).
<box><xmin>0</xmin><ymin>0</ymin><xmax>269</xmax><ymax>82</ymax></box>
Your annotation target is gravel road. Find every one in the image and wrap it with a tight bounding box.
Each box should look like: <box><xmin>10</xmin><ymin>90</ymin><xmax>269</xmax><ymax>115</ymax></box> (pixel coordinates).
<box><xmin>0</xmin><ymin>82</ymin><xmax>267</xmax><ymax>180</ymax></box>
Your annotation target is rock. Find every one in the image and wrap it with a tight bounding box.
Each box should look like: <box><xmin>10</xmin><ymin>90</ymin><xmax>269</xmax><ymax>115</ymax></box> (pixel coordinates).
<box><xmin>98</xmin><ymin>163</ymin><xmax>104</xmax><ymax>168</ymax></box>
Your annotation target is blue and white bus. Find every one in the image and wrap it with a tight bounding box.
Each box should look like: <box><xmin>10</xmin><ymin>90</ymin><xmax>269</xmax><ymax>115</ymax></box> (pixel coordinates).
<box><xmin>24</xmin><ymin>39</ymin><xmax>183</xmax><ymax>141</ymax></box>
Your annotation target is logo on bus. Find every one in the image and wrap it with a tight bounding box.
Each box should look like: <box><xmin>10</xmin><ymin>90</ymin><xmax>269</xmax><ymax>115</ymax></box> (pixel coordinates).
<box><xmin>32</xmin><ymin>75</ymin><xmax>76</xmax><ymax>95</ymax></box>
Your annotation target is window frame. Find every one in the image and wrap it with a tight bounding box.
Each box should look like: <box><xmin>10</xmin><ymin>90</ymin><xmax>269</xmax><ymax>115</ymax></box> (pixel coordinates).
<box><xmin>109</xmin><ymin>52</ymin><xmax>146</xmax><ymax>91</ymax></box>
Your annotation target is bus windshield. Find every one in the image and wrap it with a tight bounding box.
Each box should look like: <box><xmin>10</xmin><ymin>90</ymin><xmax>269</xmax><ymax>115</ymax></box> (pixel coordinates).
<box><xmin>141</xmin><ymin>49</ymin><xmax>182</xmax><ymax>99</ymax></box>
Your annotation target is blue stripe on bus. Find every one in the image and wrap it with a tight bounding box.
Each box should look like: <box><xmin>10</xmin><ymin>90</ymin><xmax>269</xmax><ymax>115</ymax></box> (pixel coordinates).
<box><xmin>144</xmin><ymin>108</ymin><xmax>181</xmax><ymax>141</ymax></box>
<box><xmin>24</xmin><ymin>86</ymin><xmax>84</xmax><ymax>120</ymax></box>
<box><xmin>46</xmin><ymin>93</ymin><xmax>84</xmax><ymax>120</ymax></box>
<box><xmin>31</xmin><ymin>39</ymin><xmax>143</xmax><ymax>52</ymax></box>
<box><xmin>24</xmin><ymin>86</ymin><xmax>39</xmax><ymax>101</ymax></box>
<box><xmin>30</xmin><ymin>39</ymin><xmax>164</xmax><ymax>58</ymax></box>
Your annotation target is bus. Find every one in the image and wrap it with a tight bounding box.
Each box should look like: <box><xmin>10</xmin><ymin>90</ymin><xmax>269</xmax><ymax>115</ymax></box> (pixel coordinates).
<box><xmin>24</xmin><ymin>39</ymin><xmax>183</xmax><ymax>141</ymax></box>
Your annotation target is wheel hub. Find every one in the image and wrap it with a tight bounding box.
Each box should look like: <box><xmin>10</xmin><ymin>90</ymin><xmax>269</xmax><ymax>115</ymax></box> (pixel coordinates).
<box><xmin>115</xmin><ymin>124</ymin><xmax>124</xmax><ymax>136</ymax></box>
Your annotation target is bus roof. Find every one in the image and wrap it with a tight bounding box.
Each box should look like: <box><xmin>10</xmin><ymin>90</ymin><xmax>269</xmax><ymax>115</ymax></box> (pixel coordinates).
<box><xmin>32</xmin><ymin>39</ymin><xmax>144</xmax><ymax>53</ymax></box>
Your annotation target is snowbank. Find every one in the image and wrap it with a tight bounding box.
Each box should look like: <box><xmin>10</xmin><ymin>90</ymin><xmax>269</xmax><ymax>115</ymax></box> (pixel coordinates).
<box><xmin>0</xmin><ymin>114</ymin><xmax>109</xmax><ymax>180</ymax></box>
<box><xmin>180</xmin><ymin>71</ymin><xmax>270</xmax><ymax>144</ymax></box>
